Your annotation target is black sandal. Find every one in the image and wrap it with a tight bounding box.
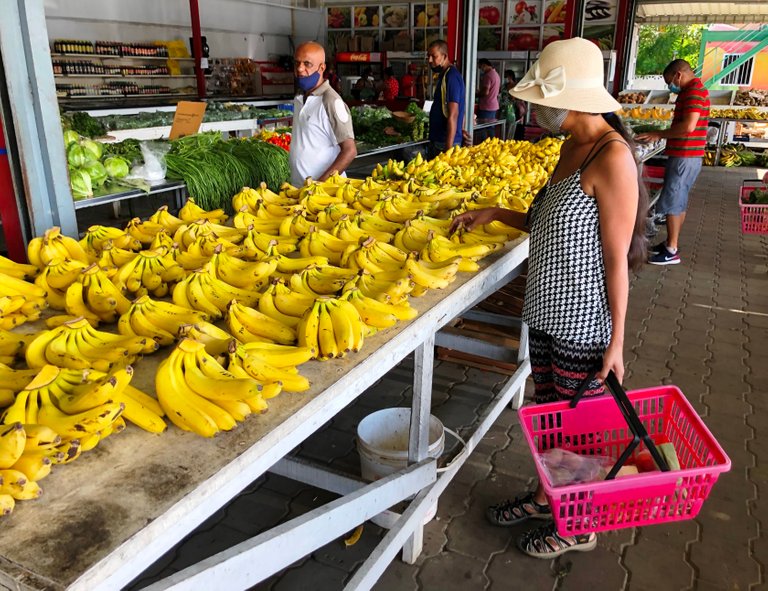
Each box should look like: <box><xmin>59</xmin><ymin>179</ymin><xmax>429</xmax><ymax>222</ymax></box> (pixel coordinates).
<box><xmin>486</xmin><ymin>492</ymin><xmax>551</xmax><ymax>526</ymax></box>
<box><xmin>518</xmin><ymin>522</ymin><xmax>597</xmax><ymax>559</ymax></box>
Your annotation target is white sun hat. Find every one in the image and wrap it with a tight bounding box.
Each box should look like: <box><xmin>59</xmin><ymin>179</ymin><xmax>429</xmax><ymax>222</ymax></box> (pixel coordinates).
<box><xmin>510</xmin><ymin>37</ymin><xmax>621</xmax><ymax>113</ymax></box>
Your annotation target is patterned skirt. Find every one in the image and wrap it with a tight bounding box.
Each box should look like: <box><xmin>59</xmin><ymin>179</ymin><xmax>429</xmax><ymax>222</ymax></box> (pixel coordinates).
<box><xmin>528</xmin><ymin>328</ymin><xmax>605</xmax><ymax>404</ymax></box>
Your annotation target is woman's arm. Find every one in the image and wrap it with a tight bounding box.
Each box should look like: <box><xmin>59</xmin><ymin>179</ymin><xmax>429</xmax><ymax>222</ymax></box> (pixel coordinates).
<box><xmin>449</xmin><ymin>206</ymin><xmax>528</xmax><ymax>233</ymax></box>
<box><xmin>592</xmin><ymin>143</ymin><xmax>639</xmax><ymax>383</ymax></box>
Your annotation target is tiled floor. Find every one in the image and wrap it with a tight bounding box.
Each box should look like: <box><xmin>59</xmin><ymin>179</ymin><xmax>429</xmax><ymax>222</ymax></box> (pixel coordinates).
<box><xmin>128</xmin><ymin>166</ymin><xmax>768</xmax><ymax>590</ymax></box>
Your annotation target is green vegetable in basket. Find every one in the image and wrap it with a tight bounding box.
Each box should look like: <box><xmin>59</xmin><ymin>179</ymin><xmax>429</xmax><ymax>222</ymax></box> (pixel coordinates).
<box><xmin>748</xmin><ymin>188</ymin><xmax>768</xmax><ymax>204</ymax></box>
<box><xmin>104</xmin><ymin>156</ymin><xmax>131</xmax><ymax>179</ymax></box>
<box><xmin>62</xmin><ymin>130</ymin><xmax>80</xmax><ymax>147</ymax></box>
<box><xmin>66</xmin><ymin>143</ymin><xmax>91</xmax><ymax>168</ymax></box>
<box><xmin>84</xmin><ymin>161</ymin><xmax>107</xmax><ymax>188</ymax></box>
<box><xmin>81</xmin><ymin>139</ymin><xmax>103</xmax><ymax>162</ymax></box>
<box><xmin>69</xmin><ymin>167</ymin><xmax>93</xmax><ymax>200</ymax></box>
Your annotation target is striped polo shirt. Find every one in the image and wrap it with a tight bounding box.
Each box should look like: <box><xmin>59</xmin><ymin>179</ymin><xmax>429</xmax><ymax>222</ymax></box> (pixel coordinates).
<box><xmin>665</xmin><ymin>77</ymin><xmax>709</xmax><ymax>158</ymax></box>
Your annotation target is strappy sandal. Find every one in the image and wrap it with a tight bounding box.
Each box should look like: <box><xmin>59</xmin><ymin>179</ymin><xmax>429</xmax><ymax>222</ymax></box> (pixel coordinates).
<box><xmin>518</xmin><ymin>522</ymin><xmax>597</xmax><ymax>559</ymax></box>
<box><xmin>486</xmin><ymin>492</ymin><xmax>551</xmax><ymax>526</ymax></box>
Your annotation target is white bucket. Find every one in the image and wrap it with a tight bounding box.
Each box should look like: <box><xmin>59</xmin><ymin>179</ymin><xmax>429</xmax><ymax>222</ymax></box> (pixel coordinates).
<box><xmin>357</xmin><ymin>408</ymin><xmax>445</xmax><ymax>524</ymax></box>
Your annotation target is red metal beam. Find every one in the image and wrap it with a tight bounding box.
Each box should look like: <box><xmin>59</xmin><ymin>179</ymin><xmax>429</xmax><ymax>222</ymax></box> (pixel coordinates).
<box><xmin>613</xmin><ymin>0</ymin><xmax>633</xmax><ymax>94</ymax></box>
<box><xmin>564</xmin><ymin>0</ymin><xmax>577</xmax><ymax>39</ymax></box>
<box><xmin>446</xmin><ymin>0</ymin><xmax>461</xmax><ymax>63</ymax></box>
<box><xmin>189</xmin><ymin>0</ymin><xmax>206</xmax><ymax>99</ymax></box>
<box><xmin>0</xmin><ymin>119</ymin><xmax>28</xmax><ymax>262</ymax></box>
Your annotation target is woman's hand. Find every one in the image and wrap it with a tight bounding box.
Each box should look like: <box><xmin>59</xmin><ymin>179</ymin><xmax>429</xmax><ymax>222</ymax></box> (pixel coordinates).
<box><xmin>597</xmin><ymin>340</ymin><xmax>624</xmax><ymax>384</ymax></box>
<box><xmin>449</xmin><ymin>207</ymin><xmax>499</xmax><ymax>233</ymax></box>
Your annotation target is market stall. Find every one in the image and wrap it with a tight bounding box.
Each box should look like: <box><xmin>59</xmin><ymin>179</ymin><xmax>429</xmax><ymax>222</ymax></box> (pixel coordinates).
<box><xmin>0</xmin><ymin>235</ymin><xmax>530</xmax><ymax>591</ymax></box>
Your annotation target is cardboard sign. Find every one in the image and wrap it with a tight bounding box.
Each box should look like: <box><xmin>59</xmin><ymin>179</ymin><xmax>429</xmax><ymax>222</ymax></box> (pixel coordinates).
<box><xmin>169</xmin><ymin>101</ymin><xmax>207</xmax><ymax>139</ymax></box>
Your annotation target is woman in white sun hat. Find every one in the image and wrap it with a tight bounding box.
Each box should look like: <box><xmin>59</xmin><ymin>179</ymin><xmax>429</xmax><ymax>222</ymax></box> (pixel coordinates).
<box><xmin>451</xmin><ymin>37</ymin><xmax>648</xmax><ymax>559</ymax></box>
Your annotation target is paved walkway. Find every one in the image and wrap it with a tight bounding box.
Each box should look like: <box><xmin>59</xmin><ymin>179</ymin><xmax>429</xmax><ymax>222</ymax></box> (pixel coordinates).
<box><xmin>129</xmin><ymin>166</ymin><xmax>768</xmax><ymax>590</ymax></box>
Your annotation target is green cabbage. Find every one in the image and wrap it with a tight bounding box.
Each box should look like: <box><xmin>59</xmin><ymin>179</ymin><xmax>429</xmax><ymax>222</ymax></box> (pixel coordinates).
<box><xmin>104</xmin><ymin>156</ymin><xmax>130</xmax><ymax>179</ymax></box>
<box><xmin>63</xmin><ymin>130</ymin><xmax>80</xmax><ymax>147</ymax></box>
<box><xmin>84</xmin><ymin>161</ymin><xmax>107</xmax><ymax>187</ymax></box>
<box><xmin>67</xmin><ymin>143</ymin><xmax>89</xmax><ymax>168</ymax></box>
<box><xmin>81</xmin><ymin>139</ymin><xmax>103</xmax><ymax>161</ymax></box>
<box><xmin>69</xmin><ymin>167</ymin><xmax>93</xmax><ymax>200</ymax></box>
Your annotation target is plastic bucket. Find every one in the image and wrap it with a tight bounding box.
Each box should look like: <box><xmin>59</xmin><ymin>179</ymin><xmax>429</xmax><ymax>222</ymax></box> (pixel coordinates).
<box><xmin>357</xmin><ymin>408</ymin><xmax>445</xmax><ymax>524</ymax></box>
<box><xmin>357</xmin><ymin>408</ymin><xmax>445</xmax><ymax>481</ymax></box>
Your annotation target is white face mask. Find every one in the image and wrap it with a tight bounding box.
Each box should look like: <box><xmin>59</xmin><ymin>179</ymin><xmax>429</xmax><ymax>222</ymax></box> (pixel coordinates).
<box><xmin>535</xmin><ymin>104</ymin><xmax>568</xmax><ymax>134</ymax></box>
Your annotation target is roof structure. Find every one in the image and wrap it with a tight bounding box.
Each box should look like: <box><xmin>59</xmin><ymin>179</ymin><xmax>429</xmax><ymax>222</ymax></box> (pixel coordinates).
<box><xmin>635</xmin><ymin>1</ymin><xmax>768</xmax><ymax>25</ymax></box>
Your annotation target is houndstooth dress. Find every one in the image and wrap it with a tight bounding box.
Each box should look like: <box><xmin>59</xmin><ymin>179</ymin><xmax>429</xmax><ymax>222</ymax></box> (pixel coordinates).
<box><xmin>522</xmin><ymin>169</ymin><xmax>612</xmax><ymax>347</ymax></box>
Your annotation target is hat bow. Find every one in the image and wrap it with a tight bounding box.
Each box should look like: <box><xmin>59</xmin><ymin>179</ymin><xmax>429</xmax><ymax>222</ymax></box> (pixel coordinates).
<box><xmin>514</xmin><ymin>64</ymin><xmax>565</xmax><ymax>98</ymax></box>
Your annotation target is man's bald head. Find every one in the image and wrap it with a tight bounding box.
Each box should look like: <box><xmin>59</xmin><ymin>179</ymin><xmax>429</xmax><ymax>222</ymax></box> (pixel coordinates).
<box><xmin>294</xmin><ymin>41</ymin><xmax>327</xmax><ymax>91</ymax></box>
<box><xmin>664</xmin><ymin>59</ymin><xmax>692</xmax><ymax>78</ymax></box>
<box><xmin>295</xmin><ymin>42</ymin><xmax>326</xmax><ymax>64</ymax></box>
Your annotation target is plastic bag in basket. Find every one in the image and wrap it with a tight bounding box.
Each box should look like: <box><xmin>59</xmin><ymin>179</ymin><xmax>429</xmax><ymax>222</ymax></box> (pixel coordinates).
<box><xmin>538</xmin><ymin>448</ymin><xmax>616</xmax><ymax>487</ymax></box>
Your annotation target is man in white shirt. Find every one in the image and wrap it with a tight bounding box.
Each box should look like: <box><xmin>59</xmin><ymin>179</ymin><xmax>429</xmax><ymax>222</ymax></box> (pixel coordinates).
<box><xmin>289</xmin><ymin>42</ymin><xmax>357</xmax><ymax>187</ymax></box>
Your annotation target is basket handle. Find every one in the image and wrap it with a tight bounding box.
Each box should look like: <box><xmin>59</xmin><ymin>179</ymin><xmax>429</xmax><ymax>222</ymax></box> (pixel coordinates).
<box><xmin>570</xmin><ymin>370</ymin><xmax>670</xmax><ymax>480</ymax></box>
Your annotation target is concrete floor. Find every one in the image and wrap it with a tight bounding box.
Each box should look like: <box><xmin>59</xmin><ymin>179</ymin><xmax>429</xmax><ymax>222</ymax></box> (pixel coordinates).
<box><xmin>128</xmin><ymin>165</ymin><xmax>768</xmax><ymax>590</ymax></box>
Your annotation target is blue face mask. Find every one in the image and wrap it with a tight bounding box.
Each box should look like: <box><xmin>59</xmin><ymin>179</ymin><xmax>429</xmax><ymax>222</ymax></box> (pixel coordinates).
<box><xmin>668</xmin><ymin>83</ymin><xmax>681</xmax><ymax>94</ymax></box>
<box><xmin>297</xmin><ymin>71</ymin><xmax>321</xmax><ymax>92</ymax></box>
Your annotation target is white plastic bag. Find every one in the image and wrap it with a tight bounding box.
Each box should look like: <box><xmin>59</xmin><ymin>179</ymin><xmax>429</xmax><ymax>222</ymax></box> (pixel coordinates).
<box><xmin>129</xmin><ymin>140</ymin><xmax>170</xmax><ymax>182</ymax></box>
<box><xmin>538</xmin><ymin>448</ymin><xmax>616</xmax><ymax>487</ymax></box>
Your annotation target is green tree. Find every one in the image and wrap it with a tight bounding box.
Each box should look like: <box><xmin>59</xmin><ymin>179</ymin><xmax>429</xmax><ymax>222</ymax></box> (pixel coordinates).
<box><xmin>636</xmin><ymin>25</ymin><xmax>704</xmax><ymax>76</ymax></box>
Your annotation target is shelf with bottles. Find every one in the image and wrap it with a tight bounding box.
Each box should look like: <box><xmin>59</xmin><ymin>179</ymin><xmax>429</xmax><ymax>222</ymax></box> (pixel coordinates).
<box><xmin>55</xmin><ymin>81</ymin><xmax>195</xmax><ymax>99</ymax></box>
<box><xmin>51</xmin><ymin>60</ymin><xmax>196</xmax><ymax>78</ymax></box>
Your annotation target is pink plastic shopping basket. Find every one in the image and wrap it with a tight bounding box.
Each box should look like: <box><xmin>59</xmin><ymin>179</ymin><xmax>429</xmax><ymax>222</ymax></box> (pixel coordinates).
<box><xmin>739</xmin><ymin>180</ymin><xmax>768</xmax><ymax>234</ymax></box>
<box><xmin>518</xmin><ymin>374</ymin><xmax>731</xmax><ymax>536</ymax></box>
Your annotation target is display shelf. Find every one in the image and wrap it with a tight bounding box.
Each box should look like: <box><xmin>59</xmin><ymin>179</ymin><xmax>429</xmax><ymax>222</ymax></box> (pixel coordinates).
<box><xmin>99</xmin><ymin>116</ymin><xmax>292</xmax><ymax>142</ymax></box>
<box><xmin>62</xmin><ymin>93</ymin><xmax>196</xmax><ymax>100</ymax></box>
<box><xmin>0</xmin><ymin>238</ymin><xmax>530</xmax><ymax>591</ymax></box>
<box><xmin>73</xmin><ymin>180</ymin><xmax>186</xmax><ymax>211</ymax></box>
<box><xmin>55</xmin><ymin>75</ymin><xmax>197</xmax><ymax>79</ymax></box>
<box><xmin>51</xmin><ymin>53</ymin><xmax>194</xmax><ymax>62</ymax></box>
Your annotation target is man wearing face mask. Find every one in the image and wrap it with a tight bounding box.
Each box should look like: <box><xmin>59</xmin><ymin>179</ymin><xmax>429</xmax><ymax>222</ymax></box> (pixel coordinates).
<box><xmin>426</xmin><ymin>40</ymin><xmax>465</xmax><ymax>158</ymax></box>
<box><xmin>636</xmin><ymin>59</ymin><xmax>709</xmax><ymax>265</ymax></box>
<box><xmin>289</xmin><ymin>42</ymin><xmax>357</xmax><ymax>187</ymax></box>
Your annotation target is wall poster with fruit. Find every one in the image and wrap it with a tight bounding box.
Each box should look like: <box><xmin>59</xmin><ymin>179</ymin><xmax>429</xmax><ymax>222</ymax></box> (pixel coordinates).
<box><xmin>508</xmin><ymin>0</ymin><xmax>560</xmax><ymax>51</ymax></box>
<box><xmin>582</xmin><ymin>0</ymin><xmax>617</xmax><ymax>50</ymax></box>
<box><xmin>478</xmin><ymin>2</ymin><xmax>504</xmax><ymax>51</ymax></box>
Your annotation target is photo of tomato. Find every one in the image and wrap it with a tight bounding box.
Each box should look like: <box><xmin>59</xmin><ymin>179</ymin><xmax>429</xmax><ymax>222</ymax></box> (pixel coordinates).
<box><xmin>508</xmin><ymin>29</ymin><xmax>540</xmax><ymax>51</ymax></box>
<box><xmin>542</xmin><ymin>26</ymin><xmax>564</xmax><ymax>47</ymax></box>
<box><xmin>510</xmin><ymin>0</ymin><xmax>540</xmax><ymax>24</ymax></box>
<box><xmin>479</xmin><ymin>4</ymin><xmax>502</xmax><ymax>26</ymax></box>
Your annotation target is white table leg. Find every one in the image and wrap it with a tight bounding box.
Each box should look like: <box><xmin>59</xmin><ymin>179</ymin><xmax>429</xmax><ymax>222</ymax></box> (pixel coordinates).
<box><xmin>403</xmin><ymin>333</ymin><xmax>435</xmax><ymax>564</ymax></box>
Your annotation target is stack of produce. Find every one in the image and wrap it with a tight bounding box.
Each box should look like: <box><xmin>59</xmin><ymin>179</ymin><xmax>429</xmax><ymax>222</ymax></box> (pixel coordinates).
<box><xmin>710</xmin><ymin>107</ymin><xmax>768</xmax><ymax>121</ymax></box>
<box><xmin>62</xmin><ymin>132</ymin><xmax>131</xmax><ymax>200</ymax></box>
<box><xmin>705</xmin><ymin>143</ymin><xmax>767</xmax><ymax>167</ymax></box>
<box><xmin>0</xmin><ymin>137</ymin><xmax>560</xmax><ymax>514</ymax></box>
<box><xmin>351</xmin><ymin>103</ymin><xmax>427</xmax><ymax>147</ymax></box>
<box><xmin>618</xmin><ymin>107</ymin><xmax>674</xmax><ymax>121</ymax></box>
<box><xmin>618</xmin><ymin>92</ymin><xmax>647</xmax><ymax>104</ymax></box>
<box><xmin>734</xmin><ymin>89</ymin><xmax>768</xmax><ymax>107</ymax></box>
<box><xmin>258</xmin><ymin>129</ymin><xmax>292</xmax><ymax>152</ymax></box>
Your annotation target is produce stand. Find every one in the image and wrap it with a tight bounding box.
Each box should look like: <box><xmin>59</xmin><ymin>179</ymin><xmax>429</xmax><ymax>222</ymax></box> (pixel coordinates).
<box><xmin>103</xmin><ymin>117</ymin><xmax>292</xmax><ymax>143</ymax></box>
<box><xmin>711</xmin><ymin>117</ymin><xmax>768</xmax><ymax>166</ymax></box>
<box><xmin>72</xmin><ymin>180</ymin><xmax>187</xmax><ymax>212</ymax></box>
<box><xmin>0</xmin><ymin>237</ymin><xmax>530</xmax><ymax>591</ymax></box>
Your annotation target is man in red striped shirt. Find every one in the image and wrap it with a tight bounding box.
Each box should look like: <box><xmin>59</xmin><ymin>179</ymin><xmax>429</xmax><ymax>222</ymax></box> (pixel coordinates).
<box><xmin>637</xmin><ymin>59</ymin><xmax>709</xmax><ymax>265</ymax></box>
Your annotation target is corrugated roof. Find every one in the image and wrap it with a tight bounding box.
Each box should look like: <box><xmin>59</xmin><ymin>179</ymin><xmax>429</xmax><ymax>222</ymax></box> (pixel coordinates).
<box><xmin>636</xmin><ymin>1</ymin><xmax>768</xmax><ymax>24</ymax></box>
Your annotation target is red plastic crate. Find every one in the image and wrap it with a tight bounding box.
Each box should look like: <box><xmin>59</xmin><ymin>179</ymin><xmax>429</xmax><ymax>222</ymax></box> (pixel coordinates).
<box><xmin>739</xmin><ymin>181</ymin><xmax>768</xmax><ymax>234</ymax></box>
<box><xmin>642</xmin><ymin>164</ymin><xmax>665</xmax><ymax>192</ymax></box>
<box><xmin>518</xmin><ymin>385</ymin><xmax>731</xmax><ymax>536</ymax></box>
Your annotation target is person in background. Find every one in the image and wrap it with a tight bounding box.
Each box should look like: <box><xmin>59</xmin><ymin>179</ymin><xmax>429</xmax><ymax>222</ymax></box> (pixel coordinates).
<box><xmin>324</xmin><ymin>66</ymin><xmax>341</xmax><ymax>94</ymax></box>
<box><xmin>353</xmin><ymin>66</ymin><xmax>376</xmax><ymax>101</ymax></box>
<box><xmin>289</xmin><ymin>42</ymin><xmax>357</xmax><ymax>187</ymax></box>
<box><xmin>499</xmin><ymin>69</ymin><xmax>527</xmax><ymax>140</ymax></box>
<box><xmin>476</xmin><ymin>58</ymin><xmax>501</xmax><ymax>139</ymax></box>
<box><xmin>450</xmin><ymin>37</ymin><xmax>648</xmax><ymax>559</ymax></box>
<box><xmin>427</xmin><ymin>39</ymin><xmax>465</xmax><ymax>158</ymax></box>
<box><xmin>380</xmin><ymin>67</ymin><xmax>400</xmax><ymax>101</ymax></box>
<box><xmin>401</xmin><ymin>64</ymin><xmax>418</xmax><ymax>98</ymax></box>
<box><xmin>636</xmin><ymin>59</ymin><xmax>710</xmax><ymax>265</ymax></box>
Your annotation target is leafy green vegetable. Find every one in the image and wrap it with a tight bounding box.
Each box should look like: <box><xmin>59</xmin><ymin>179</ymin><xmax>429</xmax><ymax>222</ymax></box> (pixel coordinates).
<box><xmin>81</xmin><ymin>139</ymin><xmax>103</xmax><ymax>161</ymax></box>
<box><xmin>67</xmin><ymin>111</ymin><xmax>107</xmax><ymax>138</ymax></box>
<box><xmin>67</xmin><ymin>144</ymin><xmax>91</xmax><ymax>168</ymax></box>
<box><xmin>84</xmin><ymin>161</ymin><xmax>108</xmax><ymax>187</ymax></box>
<box><xmin>104</xmin><ymin>156</ymin><xmax>131</xmax><ymax>179</ymax></box>
<box><xmin>63</xmin><ymin>130</ymin><xmax>80</xmax><ymax>147</ymax></box>
<box><xmin>69</xmin><ymin>167</ymin><xmax>93</xmax><ymax>200</ymax></box>
<box><xmin>104</xmin><ymin>138</ymin><xmax>143</xmax><ymax>164</ymax></box>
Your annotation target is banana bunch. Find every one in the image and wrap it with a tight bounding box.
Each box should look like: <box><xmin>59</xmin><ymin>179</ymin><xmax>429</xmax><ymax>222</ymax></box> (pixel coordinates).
<box><xmin>231</xmin><ymin>226</ymin><xmax>297</xmax><ymax>258</ymax></box>
<box><xmin>95</xmin><ymin>241</ymin><xmax>140</xmax><ymax>278</ymax></box>
<box><xmin>118</xmin><ymin>295</ymin><xmax>209</xmax><ymax>347</ymax></box>
<box><xmin>185</xmin><ymin>233</ymin><xmax>240</xmax><ymax>258</ymax></box>
<box><xmin>178</xmin><ymin>321</ymin><xmax>235</xmax><ymax>356</ymax></box>
<box><xmin>27</xmin><ymin>227</ymin><xmax>90</xmax><ymax>269</ymax></box>
<box><xmin>114</xmin><ymin>249</ymin><xmax>186</xmax><ymax>298</ymax></box>
<box><xmin>0</xmin><ymin>332</ymin><xmax>36</xmax><ymax>367</ymax></box>
<box><xmin>288</xmin><ymin>265</ymin><xmax>356</xmax><ymax>297</ymax></box>
<box><xmin>342</xmin><ymin>286</ymin><xmax>418</xmax><ymax>330</ymax></box>
<box><xmin>148</xmin><ymin>205</ymin><xmax>186</xmax><ymax>233</ymax></box>
<box><xmin>80</xmin><ymin>225</ymin><xmax>141</xmax><ymax>257</ymax></box>
<box><xmin>178</xmin><ymin>198</ymin><xmax>228</xmax><ymax>224</ymax></box>
<box><xmin>172</xmin><ymin>267</ymin><xmax>260</xmax><ymax>318</ymax></box>
<box><xmin>257</xmin><ymin>280</ymin><xmax>306</xmax><ymax>328</ymax></box>
<box><xmin>1</xmin><ymin>365</ymin><xmax>125</xmax><ymax>442</ymax></box>
<box><xmin>704</xmin><ymin>150</ymin><xmax>716</xmax><ymax>167</ymax></box>
<box><xmin>1</xmin><ymin>273</ymin><xmax>48</xmax><ymax>327</ymax></box>
<box><xmin>173</xmin><ymin>219</ymin><xmax>245</xmax><ymax>248</ymax></box>
<box><xmin>232</xmin><ymin>210</ymin><xmax>284</xmax><ymax>235</ymax></box>
<box><xmin>298</xmin><ymin>227</ymin><xmax>357</xmax><ymax>266</ymax></box>
<box><xmin>34</xmin><ymin>258</ymin><xmax>89</xmax><ymax>310</ymax></box>
<box><xmin>226</xmin><ymin>300</ymin><xmax>296</xmax><ymax>345</ymax></box>
<box><xmin>208</xmin><ymin>246</ymin><xmax>277</xmax><ymax>289</ymax></box>
<box><xmin>0</xmin><ymin>255</ymin><xmax>37</xmax><ymax>281</ymax></box>
<box><xmin>342</xmin><ymin>269</ymin><xmax>414</xmax><ymax>304</ymax></box>
<box><xmin>233</xmin><ymin>183</ymin><xmax>302</xmax><ymax>213</ymax></box>
<box><xmin>295</xmin><ymin>297</ymin><xmax>366</xmax><ymax>360</ymax></box>
<box><xmin>278</xmin><ymin>211</ymin><xmax>317</xmax><ymax>239</ymax></box>
<box><xmin>25</xmin><ymin>317</ymin><xmax>155</xmax><ymax>371</ymax></box>
<box><xmin>371</xmin><ymin>158</ymin><xmax>407</xmax><ymax>181</ymax></box>
<box><xmin>334</xmin><ymin>214</ymin><xmax>394</xmax><ymax>243</ymax></box>
<box><xmin>710</xmin><ymin>107</ymin><xmax>768</xmax><ymax>121</ymax></box>
<box><xmin>155</xmin><ymin>338</ymin><xmax>266</xmax><ymax>437</ymax></box>
<box><xmin>344</xmin><ymin>237</ymin><xmax>408</xmax><ymax>276</ymax></box>
<box><xmin>404</xmin><ymin>252</ymin><xmax>460</xmax><ymax>291</ymax></box>
<box><xmin>166</xmin><ymin>242</ymin><xmax>211</xmax><ymax>272</ymax></box>
<box><xmin>125</xmin><ymin>217</ymin><xmax>167</xmax><ymax>245</ymax></box>
<box><xmin>0</xmin><ymin>363</ymin><xmax>38</xmax><ymax>405</ymax></box>
<box><xmin>227</xmin><ymin>341</ymin><xmax>310</xmax><ymax>392</ymax></box>
<box><xmin>59</xmin><ymin>263</ymin><xmax>132</xmax><ymax>325</ymax></box>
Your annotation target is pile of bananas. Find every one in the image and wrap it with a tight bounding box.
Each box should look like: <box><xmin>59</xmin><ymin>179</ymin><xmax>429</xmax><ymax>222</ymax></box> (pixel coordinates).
<box><xmin>0</xmin><ymin>137</ymin><xmax>559</xmax><ymax>462</ymax></box>
<box><xmin>710</xmin><ymin>107</ymin><xmax>768</xmax><ymax>121</ymax></box>
<box><xmin>618</xmin><ymin>107</ymin><xmax>674</xmax><ymax>121</ymax></box>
